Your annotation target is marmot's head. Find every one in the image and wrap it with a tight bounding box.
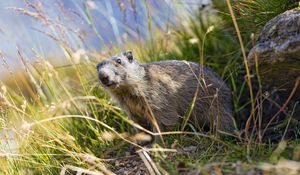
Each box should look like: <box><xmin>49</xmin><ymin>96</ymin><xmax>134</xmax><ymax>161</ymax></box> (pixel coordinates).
<box><xmin>96</xmin><ymin>51</ymin><xmax>144</xmax><ymax>90</ymax></box>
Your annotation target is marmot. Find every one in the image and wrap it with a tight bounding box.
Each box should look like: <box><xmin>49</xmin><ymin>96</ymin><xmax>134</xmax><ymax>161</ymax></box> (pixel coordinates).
<box><xmin>97</xmin><ymin>51</ymin><xmax>234</xmax><ymax>138</ymax></box>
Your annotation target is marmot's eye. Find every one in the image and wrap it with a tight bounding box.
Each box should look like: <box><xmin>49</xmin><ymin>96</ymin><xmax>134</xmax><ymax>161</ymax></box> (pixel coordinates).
<box><xmin>116</xmin><ymin>59</ymin><xmax>122</xmax><ymax>64</ymax></box>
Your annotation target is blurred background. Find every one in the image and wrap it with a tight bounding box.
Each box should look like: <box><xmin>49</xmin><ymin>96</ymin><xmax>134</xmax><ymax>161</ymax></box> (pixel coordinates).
<box><xmin>0</xmin><ymin>0</ymin><xmax>210</xmax><ymax>80</ymax></box>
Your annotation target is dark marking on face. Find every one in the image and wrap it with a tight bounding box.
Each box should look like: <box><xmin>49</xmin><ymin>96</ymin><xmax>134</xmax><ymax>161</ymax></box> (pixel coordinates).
<box><xmin>96</xmin><ymin>61</ymin><xmax>107</xmax><ymax>71</ymax></box>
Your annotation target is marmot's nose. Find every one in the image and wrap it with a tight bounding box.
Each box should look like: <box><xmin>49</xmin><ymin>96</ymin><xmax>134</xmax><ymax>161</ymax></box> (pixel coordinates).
<box><xmin>98</xmin><ymin>71</ymin><xmax>110</xmax><ymax>85</ymax></box>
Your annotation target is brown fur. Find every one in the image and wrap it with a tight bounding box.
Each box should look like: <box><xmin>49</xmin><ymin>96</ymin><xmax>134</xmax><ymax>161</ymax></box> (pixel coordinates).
<box><xmin>97</xmin><ymin>51</ymin><xmax>234</xmax><ymax>136</ymax></box>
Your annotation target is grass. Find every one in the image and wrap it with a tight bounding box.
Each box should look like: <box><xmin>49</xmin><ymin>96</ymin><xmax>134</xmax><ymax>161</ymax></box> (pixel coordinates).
<box><xmin>1</xmin><ymin>0</ymin><xmax>300</xmax><ymax>174</ymax></box>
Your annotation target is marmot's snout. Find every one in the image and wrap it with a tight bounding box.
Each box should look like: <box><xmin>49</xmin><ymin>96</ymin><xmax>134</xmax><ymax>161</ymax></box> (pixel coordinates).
<box><xmin>97</xmin><ymin>62</ymin><xmax>117</xmax><ymax>87</ymax></box>
<box><xmin>98</xmin><ymin>70</ymin><xmax>110</xmax><ymax>86</ymax></box>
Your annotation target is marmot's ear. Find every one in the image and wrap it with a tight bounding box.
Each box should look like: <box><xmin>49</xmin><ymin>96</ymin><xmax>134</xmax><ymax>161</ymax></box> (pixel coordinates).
<box><xmin>124</xmin><ymin>50</ymin><xmax>133</xmax><ymax>63</ymax></box>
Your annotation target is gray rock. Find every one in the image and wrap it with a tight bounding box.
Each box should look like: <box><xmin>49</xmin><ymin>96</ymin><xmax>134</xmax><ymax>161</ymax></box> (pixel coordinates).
<box><xmin>247</xmin><ymin>9</ymin><xmax>300</xmax><ymax>110</ymax></box>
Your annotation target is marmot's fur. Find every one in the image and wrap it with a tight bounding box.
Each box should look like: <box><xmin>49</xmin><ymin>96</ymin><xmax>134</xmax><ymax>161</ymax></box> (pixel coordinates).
<box><xmin>97</xmin><ymin>51</ymin><xmax>234</xmax><ymax>136</ymax></box>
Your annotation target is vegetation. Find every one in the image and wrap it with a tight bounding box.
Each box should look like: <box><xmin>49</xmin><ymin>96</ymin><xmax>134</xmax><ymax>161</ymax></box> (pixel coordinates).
<box><xmin>0</xmin><ymin>0</ymin><xmax>299</xmax><ymax>174</ymax></box>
